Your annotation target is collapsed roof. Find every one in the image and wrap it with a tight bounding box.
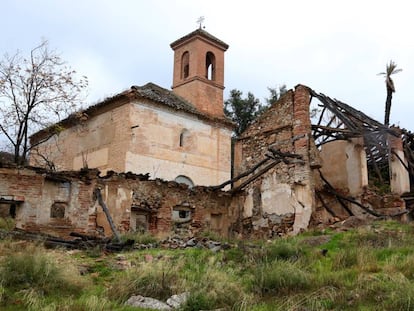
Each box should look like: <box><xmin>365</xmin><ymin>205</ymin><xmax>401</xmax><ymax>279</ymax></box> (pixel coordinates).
<box><xmin>308</xmin><ymin>87</ymin><xmax>414</xmax><ymax>185</ymax></box>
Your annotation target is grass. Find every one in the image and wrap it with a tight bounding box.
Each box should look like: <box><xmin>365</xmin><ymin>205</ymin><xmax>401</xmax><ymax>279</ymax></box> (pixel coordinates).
<box><xmin>2</xmin><ymin>220</ymin><xmax>414</xmax><ymax>310</ymax></box>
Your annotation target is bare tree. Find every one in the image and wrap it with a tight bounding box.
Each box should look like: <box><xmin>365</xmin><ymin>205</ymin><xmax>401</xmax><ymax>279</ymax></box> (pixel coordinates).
<box><xmin>378</xmin><ymin>60</ymin><xmax>402</xmax><ymax>126</ymax></box>
<box><xmin>0</xmin><ymin>40</ymin><xmax>88</xmax><ymax>165</ymax></box>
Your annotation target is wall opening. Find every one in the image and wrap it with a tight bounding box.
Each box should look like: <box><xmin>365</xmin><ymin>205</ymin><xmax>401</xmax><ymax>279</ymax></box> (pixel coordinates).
<box><xmin>175</xmin><ymin>175</ymin><xmax>194</xmax><ymax>188</ymax></box>
<box><xmin>205</xmin><ymin>51</ymin><xmax>216</xmax><ymax>80</ymax></box>
<box><xmin>179</xmin><ymin>129</ymin><xmax>190</xmax><ymax>147</ymax></box>
<box><xmin>172</xmin><ymin>203</ymin><xmax>193</xmax><ymax>226</ymax></box>
<box><xmin>0</xmin><ymin>203</ymin><xmax>17</xmax><ymax>219</ymax></box>
<box><xmin>181</xmin><ymin>51</ymin><xmax>190</xmax><ymax>79</ymax></box>
<box><xmin>50</xmin><ymin>202</ymin><xmax>66</xmax><ymax>219</ymax></box>
<box><xmin>131</xmin><ymin>211</ymin><xmax>149</xmax><ymax>233</ymax></box>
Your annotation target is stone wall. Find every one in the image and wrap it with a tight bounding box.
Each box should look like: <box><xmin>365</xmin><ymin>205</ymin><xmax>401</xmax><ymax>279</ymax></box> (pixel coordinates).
<box><xmin>0</xmin><ymin>166</ymin><xmax>236</xmax><ymax>239</ymax></box>
<box><xmin>233</xmin><ymin>85</ymin><xmax>316</xmax><ymax>238</ymax></box>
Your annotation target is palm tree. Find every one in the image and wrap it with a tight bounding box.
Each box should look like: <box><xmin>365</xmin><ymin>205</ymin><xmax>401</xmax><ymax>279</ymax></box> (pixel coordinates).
<box><xmin>378</xmin><ymin>60</ymin><xmax>402</xmax><ymax>126</ymax></box>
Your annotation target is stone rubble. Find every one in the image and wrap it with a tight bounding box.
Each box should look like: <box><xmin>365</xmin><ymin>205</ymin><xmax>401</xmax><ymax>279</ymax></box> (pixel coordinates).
<box><xmin>133</xmin><ymin>236</ymin><xmax>232</xmax><ymax>252</ymax></box>
<box><xmin>125</xmin><ymin>292</ymin><xmax>190</xmax><ymax>310</ymax></box>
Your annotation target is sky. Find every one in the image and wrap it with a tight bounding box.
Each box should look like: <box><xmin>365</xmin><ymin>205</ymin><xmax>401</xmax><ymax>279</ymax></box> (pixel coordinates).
<box><xmin>1</xmin><ymin>0</ymin><xmax>413</xmax><ymax>129</ymax></box>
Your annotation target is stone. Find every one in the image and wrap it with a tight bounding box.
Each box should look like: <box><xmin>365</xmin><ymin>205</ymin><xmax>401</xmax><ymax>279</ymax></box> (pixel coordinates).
<box><xmin>125</xmin><ymin>295</ymin><xmax>171</xmax><ymax>310</ymax></box>
<box><xmin>166</xmin><ymin>292</ymin><xmax>190</xmax><ymax>308</ymax></box>
<box><xmin>186</xmin><ymin>237</ymin><xmax>198</xmax><ymax>247</ymax></box>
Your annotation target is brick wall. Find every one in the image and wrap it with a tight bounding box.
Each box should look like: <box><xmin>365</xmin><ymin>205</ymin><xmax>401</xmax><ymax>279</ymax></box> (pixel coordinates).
<box><xmin>233</xmin><ymin>85</ymin><xmax>315</xmax><ymax>238</ymax></box>
<box><xmin>0</xmin><ymin>167</ymin><xmax>235</xmax><ymax>239</ymax></box>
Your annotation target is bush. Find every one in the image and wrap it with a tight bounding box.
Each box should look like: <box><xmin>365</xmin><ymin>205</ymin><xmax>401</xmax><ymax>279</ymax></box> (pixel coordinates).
<box><xmin>264</xmin><ymin>240</ymin><xmax>301</xmax><ymax>261</ymax></box>
<box><xmin>0</xmin><ymin>247</ymin><xmax>85</xmax><ymax>298</ymax></box>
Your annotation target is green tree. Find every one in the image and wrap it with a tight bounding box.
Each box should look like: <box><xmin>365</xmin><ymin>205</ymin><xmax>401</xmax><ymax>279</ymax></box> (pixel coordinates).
<box><xmin>378</xmin><ymin>60</ymin><xmax>402</xmax><ymax>126</ymax></box>
<box><xmin>224</xmin><ymin>89</ymin><xmax>264</xmax><ymax>136</ymax></box>
<box><xmin>0</xmin><ymin>40</ymin><xmax>88</xmax><ymax>165</ymax></box>
<box><xmin>265</xmin><ymin>84</ymin><xmax>288</xmax><ymax>105</ymax></box>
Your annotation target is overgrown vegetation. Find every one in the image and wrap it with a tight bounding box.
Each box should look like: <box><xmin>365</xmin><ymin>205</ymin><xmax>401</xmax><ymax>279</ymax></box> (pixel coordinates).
<box><xmin>2</xmin><ymin>221</ymin><xmax>414</xmax><ymax>310</ymax></box>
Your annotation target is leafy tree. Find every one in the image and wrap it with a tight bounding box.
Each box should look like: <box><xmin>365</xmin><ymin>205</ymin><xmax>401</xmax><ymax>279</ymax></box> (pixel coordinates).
<box><xmin>0</xmin><ymin>40</ymin><xmax>88</xmax><ymax>165</ymax></box>
<box><xmin>265</xmin><ymin>84</ymin><xmax>288</xmax><ymax>105</ymax></box>
<box><xmin>378</xmin><ymin>60</ymin><xmax>402</xmax><ymax>126</ymax></box>
<box><xmin>224</xmin><ymin>89</ymin><xmax>264</xmax><ymax>136</ymax></box>
<box><xmin>224</xmin><ymin>85</ymin><xmax>288</xmax><ymax>137</ymax></box>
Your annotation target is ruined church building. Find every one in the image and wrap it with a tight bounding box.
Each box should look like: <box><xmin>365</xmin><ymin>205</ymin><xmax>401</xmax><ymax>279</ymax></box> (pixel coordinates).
<box><xmin>30</xmin><ymin>29</ymin><xmax>233</xmax><ymax>187</ymax></box>
<box><xmin>1</xmin><ymin>28</ymin><xmax>414</xmax><ymax>239</ymax></box>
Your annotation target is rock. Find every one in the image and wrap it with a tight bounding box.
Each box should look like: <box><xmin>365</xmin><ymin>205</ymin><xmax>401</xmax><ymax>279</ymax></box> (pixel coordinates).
<box><xmin>125</xmin><ymin>295</ymin><xmax>171</xmax><ymax>310</ymax></box>
<box><xmin>166</xmin><ymin>292</ymin><xmax>190</xmax><ymax>308</ymax></box>
<box><xmin>206</xmin><ymin>240</ymin><xmax>221</xmax><ymax>249</ymax></box>
<box><xmin>186</xmin><ymin>237</ymin><xmax>197</xmax><ymax>247</ymax></box>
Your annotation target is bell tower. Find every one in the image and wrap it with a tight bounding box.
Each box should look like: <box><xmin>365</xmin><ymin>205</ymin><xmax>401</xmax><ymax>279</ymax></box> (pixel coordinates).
<box><xmin>170</xmin><ymin>29</ymin><xmax>229</xmax><ymax>118</ymax></box>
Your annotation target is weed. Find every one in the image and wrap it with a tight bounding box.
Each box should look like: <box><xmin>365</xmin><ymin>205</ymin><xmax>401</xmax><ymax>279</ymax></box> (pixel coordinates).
<box><xmin>264</xmin><ymin>239</ymin><xmax>301</xmax><ymax>261</ymax></box>
<box><xmin>107</xmin><ymin>260</ymin><xmax>179</xmax><ymax>302</ymax></box>
<box><xmin>0</xmin><ymin>244</ymin><xmax>86</xmax><ymax>308</ymax></box>
<box><xmin>251</xmin><ymin>260</ymin><xmax>311</xmax><ymax>296</ymax></box>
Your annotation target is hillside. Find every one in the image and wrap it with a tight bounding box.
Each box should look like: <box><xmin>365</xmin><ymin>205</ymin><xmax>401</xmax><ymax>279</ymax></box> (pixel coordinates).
<box><xmin>1</xmin><ymin>219</ymin><xmax>414</xmax><ymax>310</ymax></box>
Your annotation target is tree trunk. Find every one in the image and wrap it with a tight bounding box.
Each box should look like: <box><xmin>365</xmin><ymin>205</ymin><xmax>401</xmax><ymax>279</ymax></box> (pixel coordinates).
<box><xmin>384</xmin><ymin>87</ymin><xmax>393</xmax><ymax>126</ymax></box>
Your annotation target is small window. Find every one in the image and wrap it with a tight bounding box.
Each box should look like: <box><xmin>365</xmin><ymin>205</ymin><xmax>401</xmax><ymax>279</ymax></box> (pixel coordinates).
<box><xmin>181</xmin><ymin>51</ymin><xmax>190</xmax><ymax>79</ymax></box>
<box><xmin>50</xmin><ymin>202</ymin><xmax>66</xmax><ymax>218</ymax></box>
<box><xmin>179</xmin><ymin>129</ymin><xmax>190</xmax><ymax>147</ymax></box>
<box><xmin>172</xmin><ymin>206</ymin><xmax>192</xmax><ymax>223</ymax></box>
<box><xmin>179</xmin><ymin>210</ymin><xmax>190</xmax><ymax>219</ymax></box>
<box><xmin>205</xmin><ymin>51</ymin><xmax>216</xmax><ymax>80</ymax></box>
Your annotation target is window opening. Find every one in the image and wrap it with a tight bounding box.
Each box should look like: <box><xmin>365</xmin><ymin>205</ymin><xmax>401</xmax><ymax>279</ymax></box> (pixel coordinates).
<box><xmin>181</xmin><ymin>51</ymin><xmax>190</xmax><ymax>79</ymax></box>
<box><xmin>50</xmin><ymin>202</ymin><xmax>66</xmax><ymax>218</ymax></box>
<box><xmin>175</xmin><ymin>175</ymin><xmax>194</xmax><ymax>188</ymax></box>
<box><xmin>179</xmin><ymin>129</ymin><xmax>189</xmax><ymax>147</ymax></box>
<box><xmin>205</xmin><ymin>52</ymin><xmax>216</xmax><ymax>80</ymax></box>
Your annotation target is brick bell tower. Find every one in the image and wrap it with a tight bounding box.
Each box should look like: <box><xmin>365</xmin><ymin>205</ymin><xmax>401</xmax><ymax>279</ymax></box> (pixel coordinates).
<box><xmin>170</xmin><ymin>28</ymin><xmax>229</xmax><ymax>118</ymax></box>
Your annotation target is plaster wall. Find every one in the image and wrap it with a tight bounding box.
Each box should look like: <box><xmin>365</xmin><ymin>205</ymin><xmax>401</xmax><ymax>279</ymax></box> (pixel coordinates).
<box><xmin>30</xmin><ymin>99</ymin><xmax>232</xmax><ymax>187</ymax></box>
<box><xmin>127</xmin><ymin>101</ymin><xmax>232</xmax><ymax>185</ymax></box>
<box><xmin>319</xmin><ymin>138</ymin><xmax>368</xmax><ymax>196</ymax></box>
<box><xmin>30</xmin><ymin>104</ymin><xmax>131</xmax><ymax>174</ymax></box>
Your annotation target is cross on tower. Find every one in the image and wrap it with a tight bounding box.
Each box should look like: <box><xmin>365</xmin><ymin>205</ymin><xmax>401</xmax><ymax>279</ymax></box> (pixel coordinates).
<box><xmin>196</xmin><ymin>16</ymin><xmax>205</xmax><ymax>29</ymax></box>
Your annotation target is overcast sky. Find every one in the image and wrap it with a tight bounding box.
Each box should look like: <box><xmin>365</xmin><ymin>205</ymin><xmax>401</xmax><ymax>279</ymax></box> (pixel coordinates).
<box><xmin>2</xmin><ymin>0</ymin><xmax>413</xmax><ymax>129</ymax></box>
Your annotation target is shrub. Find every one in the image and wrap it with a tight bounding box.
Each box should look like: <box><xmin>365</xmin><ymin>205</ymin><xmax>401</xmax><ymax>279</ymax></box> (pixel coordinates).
<box><xmin>264</xmin><ymin>240</ymin><xmax>301</xmax><ymax>261</ymax></box>
<box><xmin>0</xmin><ymin>247</ymin><xmax>85</xmax><ymax>298</ymax></box>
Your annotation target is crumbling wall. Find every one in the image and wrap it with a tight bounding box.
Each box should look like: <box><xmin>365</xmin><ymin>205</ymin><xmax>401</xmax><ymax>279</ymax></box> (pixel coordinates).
<box><xmin>0</xmin><ymin>167</ymin><xmax>99</xmax><ymax>237</ymax></box>
<box><xmin>0</xmin><ymin>166</ymin><xmax>235</xmax><ymax>239</ymax></box>
<box><xmin>233</xmin><ymin>85</ymin><xmax>316</xmax><ymax>238</ymax></box>
<box><xmin>97</xmin><ymin>173</ymin><xmax>235</xmax><ymax>237</ymax></box>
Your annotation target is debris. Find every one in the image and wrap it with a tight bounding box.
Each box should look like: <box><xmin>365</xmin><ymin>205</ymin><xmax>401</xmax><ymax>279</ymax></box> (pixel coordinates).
<box><xmin>125</xmin><ymin>295</ymin><xmax>171</xmax><ymax>310</ymax></box>
<box><xmin>166</xmin><ymin>292</ymin><xmax>190</xmax><ymax>308</ymax></box>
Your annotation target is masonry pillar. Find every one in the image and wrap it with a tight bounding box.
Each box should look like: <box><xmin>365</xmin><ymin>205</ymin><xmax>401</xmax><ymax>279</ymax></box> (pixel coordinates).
<box><xmin>291</xmin><ymin>85</ymin><xmax>314</xmax><ymax>233</ymax></box>
<box><xmin>388</xmin><ymin>128</ymin><xmax>410</xmax><ymax>194</ymax></box>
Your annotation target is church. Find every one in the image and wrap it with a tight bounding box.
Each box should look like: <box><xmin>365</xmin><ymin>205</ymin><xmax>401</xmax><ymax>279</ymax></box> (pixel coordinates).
<box><xmin>30</xmin><ymin>29</ymin><xmax>234</xmax><ymax>187</ymax></box>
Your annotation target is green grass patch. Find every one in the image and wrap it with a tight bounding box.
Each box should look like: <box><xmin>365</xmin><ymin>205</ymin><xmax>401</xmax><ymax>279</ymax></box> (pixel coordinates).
<box><xmin>2</xmin><ymin>220</ymin><xmax>414</xmax><ymax>310</ymax></box>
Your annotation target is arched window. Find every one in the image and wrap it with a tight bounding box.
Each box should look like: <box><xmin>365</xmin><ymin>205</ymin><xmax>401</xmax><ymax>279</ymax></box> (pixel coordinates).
<box><xmin>179</xmin><ymin>129</ymin><xmax>190</xmax><ymax>147</ymax></box>
<box><xmin>181</xmin><ymin>51</ymin><xmax>190</xmax><ymax>79</ymax></box>
<box><xmin>175</xmin><ymin>175</ymin><xmax>194</xmax><ymax>188</ymax></box>
<box><xmin>205</xmin><ymin>51</ymin><xmax>216</xmax><ymax>80</ymax></box>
